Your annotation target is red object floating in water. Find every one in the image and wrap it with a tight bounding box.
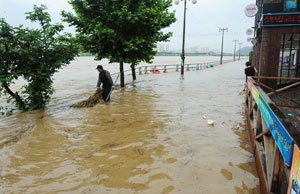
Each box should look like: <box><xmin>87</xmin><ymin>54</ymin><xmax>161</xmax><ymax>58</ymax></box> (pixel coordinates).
<box><xmin>232</xmin><ymin>124</ymin><xmax>241</xmax><ymax>130</ymax></box>
<box><xmin>153</xmin><ymin>70</ymin><xmax>160</xmax><ymax>74</ymax></box>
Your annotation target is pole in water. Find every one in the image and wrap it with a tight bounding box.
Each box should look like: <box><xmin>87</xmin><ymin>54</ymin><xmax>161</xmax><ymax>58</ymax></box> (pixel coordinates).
<box><xmin>105</xmin><ymin>88</ymin><xmax>113</xmax><ymax>102</ymax></box>
<box><xmin>104</xmin><ymin>74</ymin><xmax>118</xmax><ymax>103</ymax></box>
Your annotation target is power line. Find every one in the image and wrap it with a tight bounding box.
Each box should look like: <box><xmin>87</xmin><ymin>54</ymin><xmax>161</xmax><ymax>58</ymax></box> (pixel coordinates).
<box><xmin>179</xmin><ymin>9</ymin><xmax>245</xmax><ymax>38</ymax></box>
<box><xmin>171</xmin><ymin>32</ymin><xmax>245</xmax><ymax>37</ymax></box>
<box><xmin>186</xmin><ymin>8</ymin><xmax>202</xmax><ymax>24</ymax></box>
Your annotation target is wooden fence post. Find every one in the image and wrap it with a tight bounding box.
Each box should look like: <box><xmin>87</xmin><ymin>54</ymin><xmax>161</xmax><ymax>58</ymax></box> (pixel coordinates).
<box><xmin>256</xmin><ymin>109</ymin><xmax>263</xmax><ymax>138</ymax></box>
<box><xmin>249</xmin><ymin>92</ymin><xmax>254</xmax><ymax>119</ymax></box>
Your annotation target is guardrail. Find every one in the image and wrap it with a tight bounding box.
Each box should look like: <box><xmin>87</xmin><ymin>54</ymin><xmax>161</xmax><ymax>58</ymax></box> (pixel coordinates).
<box><xmin>110</xmin><ymin>59</ymin><xmax>235</xmax><ymax>78</ymax></box>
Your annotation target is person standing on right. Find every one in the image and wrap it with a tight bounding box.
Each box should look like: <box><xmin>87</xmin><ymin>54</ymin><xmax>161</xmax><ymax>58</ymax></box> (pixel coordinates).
<box><xmin>244</xmin><ymin>61</ymin><xmax>257</xmax><ymax>82</ymax></box>
<box><xmin>96</xmin><ymin>65</ymin><xmax>113</xmax><ymax>102</ymax></box>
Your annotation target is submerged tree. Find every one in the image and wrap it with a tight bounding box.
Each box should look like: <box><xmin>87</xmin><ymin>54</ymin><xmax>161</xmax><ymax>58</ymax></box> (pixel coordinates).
<box><xmin>0</xmin><ymin>19</ymin><xmax>26</xmax><ymax>110</ymax></box>
<box><xmin>63</xmin><ymin>0</ymin><xmax>176</xmax><ymax>87</ymax></box>
<box><xmin>0</xmin><ymin>5</ymin><xmax>80</xmax><ymax>111</ymax></box>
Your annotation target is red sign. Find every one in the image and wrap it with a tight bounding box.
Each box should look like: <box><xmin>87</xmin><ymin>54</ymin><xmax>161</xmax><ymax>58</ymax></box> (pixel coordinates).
<box><xmin>263</xmin><ymin>13</ymin><xmax>300</xmax><ymax>26</ymax></box>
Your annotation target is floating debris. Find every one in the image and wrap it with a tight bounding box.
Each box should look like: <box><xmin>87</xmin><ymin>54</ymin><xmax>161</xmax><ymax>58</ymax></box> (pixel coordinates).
<box><xmin>207</xmin><ymin>119</ymin><xmax>214</xmax><ymax>125</ymax></box>
<box><xmin>288</xmin><ymin>113</ymin><xmax>295</xmax><ymax>117</ymax></box>
<box><xmin>132</xmin><ymin>168</ymin><xmax>142</xmax><ymax>171</ymax></box>
<box><xmin>232</xmin><ymin>124</ymin><xmax>241</xmax><ymax>130</ymax></box>
<box><xmin>71</xmin><ymin>88</ymin><xmax>102</xmax><ymax>108</ymax></box>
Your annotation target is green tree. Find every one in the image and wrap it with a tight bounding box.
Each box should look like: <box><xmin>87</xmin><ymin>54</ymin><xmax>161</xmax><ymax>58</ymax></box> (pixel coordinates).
<box><xmin>62</xmin><ymin>0</ymin><xmax>176</xmax><ymax>87</ymax></box>
<box><xmin>0</xmin><ymin>19</ymin><xmax>26</xmax><ymax>111</ymax></box>
<box><xmin>0</xmin><ymin>5</ymin><xmax>80</xmax><ymax>112</ymax></box>
<box><xmin>249</xmin><ymin>51</ymin><xmax>253</xmax><ymax>63</ymax></box>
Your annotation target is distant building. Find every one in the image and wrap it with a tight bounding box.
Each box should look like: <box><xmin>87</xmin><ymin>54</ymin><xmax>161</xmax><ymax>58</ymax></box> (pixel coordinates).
<box><xmin>165</xmin><ymin>45</ymin><xmax>169</xmax><ymax>52</ymax></box>
<box><xmin>252</xmin><ymin>0</ymin><xmax>300</xmax><ymax>88</ymax></box>
<box><xmin>185</xmin><ymin>46</ymin><xmax>212</xmax><ymax>53</ymax></box>
<box><xmin>157</xmin><ymin>43</ymin><xmax>169</xmax><ymax>52</ymax></box>
<box><xmin>210</xmin><ymin>48</ymin><xmax>220</xmax><ymax>54</ymax></box>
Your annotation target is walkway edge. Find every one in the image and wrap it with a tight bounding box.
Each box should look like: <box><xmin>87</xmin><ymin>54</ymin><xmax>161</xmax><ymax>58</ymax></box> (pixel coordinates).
<box><xmin>245</xmin><ymin>103</ymin><xmax>268</xmax><ymax>194</ymax></box>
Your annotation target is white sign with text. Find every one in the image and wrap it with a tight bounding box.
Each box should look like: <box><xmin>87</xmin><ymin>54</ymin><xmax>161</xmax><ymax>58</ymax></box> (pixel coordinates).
<box><xmin>245</xmin><ymin>4</ymin><xmax>258</xmax><ymax>17</ymax></box>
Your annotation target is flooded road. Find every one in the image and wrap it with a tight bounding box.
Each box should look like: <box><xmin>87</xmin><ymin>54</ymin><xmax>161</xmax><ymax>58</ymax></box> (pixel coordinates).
<box><xmin>0</xmin><ymin>57</ymin><xmax>259</xmax><ymax>193</ymax></box>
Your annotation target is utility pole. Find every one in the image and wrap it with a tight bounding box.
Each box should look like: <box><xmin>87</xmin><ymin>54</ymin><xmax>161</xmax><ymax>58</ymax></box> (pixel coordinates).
<box><xmin>238</xmin><ymin>43</ymin><xmax>242</xmax><ymax>60</ymax></box>
<box><xmin>233</xmin><ymin>40</ymin><xmax>239</xmax><ymax>61</ymax></box>
<box><xmin>219</xmin><ymin>28</ymin><xmax>228</xmax><ymax>64</ymax></box>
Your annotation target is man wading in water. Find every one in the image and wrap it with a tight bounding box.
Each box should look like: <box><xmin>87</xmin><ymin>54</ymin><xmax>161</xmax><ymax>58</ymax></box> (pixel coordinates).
<box><xmin>96</xmin><ymin>65</ymin><xmax>113</xmax><ymax>102</ymax></box>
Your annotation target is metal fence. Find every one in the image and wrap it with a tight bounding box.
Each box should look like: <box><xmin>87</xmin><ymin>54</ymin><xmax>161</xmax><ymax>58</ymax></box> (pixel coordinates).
<box><xmin>110</xmin><ymin>59</ymin><xmax>235</xmax><ymax>82</ymax></box>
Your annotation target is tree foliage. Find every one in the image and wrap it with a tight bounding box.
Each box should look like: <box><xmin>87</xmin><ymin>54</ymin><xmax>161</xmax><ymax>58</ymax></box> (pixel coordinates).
<box><xmin>0</xmin><ymin>5</ymin><xmax>80</xmax><ymax>112</ymax></box>
<box><xmin>63</xmin><ymin>0</ymin><xmax>176</xmax><ymax>86</ymax></box>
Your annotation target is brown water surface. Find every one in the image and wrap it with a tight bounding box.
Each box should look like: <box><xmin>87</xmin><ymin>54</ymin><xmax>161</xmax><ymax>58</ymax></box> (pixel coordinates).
<box><xmin>0</xmin><ymin>57</ymin><xmax>259</xmax><ymax>193</ymax></box>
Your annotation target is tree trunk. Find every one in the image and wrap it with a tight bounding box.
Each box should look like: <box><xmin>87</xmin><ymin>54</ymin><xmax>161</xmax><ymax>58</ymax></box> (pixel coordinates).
<box><xmin>3</xmin><ymin>44</ymin><xmax>26</xmax><ymax>110</ymax></box>
<box><xmin>120</xmin><ymin>61</ymin><xmax>125</xmax><ymax>87</ymax></box>
<box><xmin>131</xmin><ymin>63</ymin><xmax>136</xmax><ymax>80</ymax></box>
<box><xmin>30</xmin><ymin>78</ymin><xmax>46</xmax><ymax>110</ymax></box>
<box><xmin>2</xmin><ymin>82</ymin><xmax>26</xmax><ymax>110</ymax></box>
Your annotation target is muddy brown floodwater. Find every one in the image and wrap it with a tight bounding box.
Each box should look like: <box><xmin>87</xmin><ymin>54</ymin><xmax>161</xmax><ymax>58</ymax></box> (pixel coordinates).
<box><xmin>0</xmin><ymin>57</ymin><xmax>259</xmax><ymax>193</ymax></box>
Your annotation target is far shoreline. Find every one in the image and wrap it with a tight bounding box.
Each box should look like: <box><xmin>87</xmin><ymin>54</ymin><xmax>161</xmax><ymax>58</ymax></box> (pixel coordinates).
<box><xmin>80</xmin><ymin>53</ymin><xmax>249</xmax><ymax>57</ymax></box>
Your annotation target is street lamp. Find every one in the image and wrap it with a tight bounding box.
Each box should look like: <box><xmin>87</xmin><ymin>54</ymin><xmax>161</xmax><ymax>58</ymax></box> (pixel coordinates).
<box><xmin>219</xmin><ymin>28</ymin><xmax>228</xmax><ymax>64</ymax></box>
<box><xmin>175</xmin><ymin>0</ymin><xmax>197</xmax><ymax>75</ymax></box>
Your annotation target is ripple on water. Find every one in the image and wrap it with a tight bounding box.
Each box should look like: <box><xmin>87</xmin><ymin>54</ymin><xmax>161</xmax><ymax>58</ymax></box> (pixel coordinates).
<box><xmin>0</xmin><ymin>57</ymin><xmax>259</xmax><ymax>193</ymax></box>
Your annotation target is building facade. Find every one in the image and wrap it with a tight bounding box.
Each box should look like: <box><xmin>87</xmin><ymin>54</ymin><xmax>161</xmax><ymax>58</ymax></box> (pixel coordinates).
<box><xmin>252</xmin><ymin>0</ymin><xmax>300</xmax><ymax>87</ymax></box>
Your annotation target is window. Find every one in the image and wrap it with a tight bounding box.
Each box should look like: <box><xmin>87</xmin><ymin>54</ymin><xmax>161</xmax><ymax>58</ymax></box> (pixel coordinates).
<box><xmin>279</xmin><ymin>33</ymin><xmax>300</xmax><ymax>85</ymax></box>
<box><xmin>284</xmin><ymin>0</ymin><xmax>298</xmax><ymax>11</ymax></box>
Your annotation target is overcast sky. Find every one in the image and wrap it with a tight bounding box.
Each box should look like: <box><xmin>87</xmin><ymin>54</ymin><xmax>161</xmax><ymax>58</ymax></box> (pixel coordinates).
<box><xmin>0</xmin><ymin>0</ymin><xmax>256</xmax><ymax>53</ymax></box>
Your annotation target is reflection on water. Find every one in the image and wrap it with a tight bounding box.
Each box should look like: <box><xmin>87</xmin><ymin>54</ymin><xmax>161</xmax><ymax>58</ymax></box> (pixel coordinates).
<box><xmin>0</xmin><ymin>57</ymin><xmax>259</xmax><ymax>193</ymax></box>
